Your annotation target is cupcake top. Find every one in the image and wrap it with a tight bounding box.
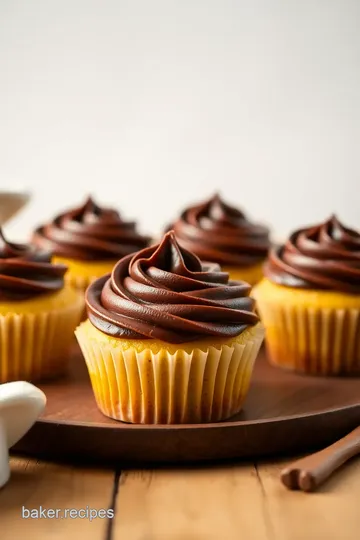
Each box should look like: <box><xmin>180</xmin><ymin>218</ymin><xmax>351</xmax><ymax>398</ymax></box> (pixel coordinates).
<box><xmin>33</xmin><ymin>196</ymin><xmax>150</xmax><ymax>261</ymax></box>
<box><xmin>169</xmin><ymin>194</ymin><xmax>270</xmax><ymax>267</ymax></box>
<box><xmin>86</xmin><ymin>231</ymin><xmax>259</xmax><ymax>344</ymax></box>
<box><xmin>0</xmin><ymin>229</ymin><xmax>67</xmax><ymax>300</ymax></box>
<box><xmin>265</xmin><ymin>215</ymin><xmax>360</xmax><ymax>293</ymax></box>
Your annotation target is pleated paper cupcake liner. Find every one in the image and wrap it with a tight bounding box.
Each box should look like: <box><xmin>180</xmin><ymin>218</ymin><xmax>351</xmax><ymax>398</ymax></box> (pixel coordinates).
<box><xmin>0</xmin><ymin>300</ymin><xmax>83</xmax><ymax>383</ymax></box>
<box><xmin>75</xmin><ymin>324</ymin><xmax>264</xmax><ymax>424</ymax></box>
<box><xmin>257</xmin><ymin>300</ymin><xmax>360</xmax><ymax>375</ymax></box>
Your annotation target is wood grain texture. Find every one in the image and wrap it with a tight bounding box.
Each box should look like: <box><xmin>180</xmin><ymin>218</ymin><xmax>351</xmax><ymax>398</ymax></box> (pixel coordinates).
<box><xmin>113</xmin><ymin>458</ymin><xmax>360</xmax><ymax>540</ymax></box>
<box><xmin>3</xmin><ymin>456</ymin><xmax>360</xmax><ymax>539</ymax></box>
<box><xmin>114</xmin><ymin>467</ymin><xmax>270</xmax><ymax>540</ymax></box>
<box><xmin>13</xmin><ymin>348</ymin><xmax>360</xmax><ymax>464</ymax></box>
<box><xmin>257</xmin><ymin>457</ymin><xmax>360</xmax><ymax>540</ymax></box>
<box><xmin>0</xmin><ymin>457</ymin><xmax>115</xmax><ymax>539</ymax></box>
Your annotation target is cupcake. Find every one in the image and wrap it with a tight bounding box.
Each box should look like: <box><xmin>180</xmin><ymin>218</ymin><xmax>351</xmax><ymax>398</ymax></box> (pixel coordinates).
<box><xmin>75</xmin><ymin>231</ymin><xmax>264</xmax><ymax>424</ymax></box>
<box><xmin>253</xmin><ymin>215</ymin><xmax>360</xmax><ymax>376</ymax></box>
<box><xmin>32</xmin><ymin>196</ymin><xmax>150</xmax><ymax>293</ymax></box>
<box><xmin>0</xmin><ymin>229</ymin><xmax>83</xmax><ymax>383</ymax></box>
<box><xmin>168</xmin><ymin>194</ymin><xmax>270</xmax><ymax>285</ymax></box>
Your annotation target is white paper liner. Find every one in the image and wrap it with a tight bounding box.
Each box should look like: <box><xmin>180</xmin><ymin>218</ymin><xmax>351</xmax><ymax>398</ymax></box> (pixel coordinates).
<box><xmin>259</xmin><ymin>301</ymin><xmax>360</xmax><ymax>375</ymax></box>
<box><xmin>76</xmin><ymin>325</ymin><xmax>264</xmax><ymax>424</ymax></box>
<box><xmin>0</xmin><ymin>300</ymin><xmax>83</xmax><ymax>383</ymax></box>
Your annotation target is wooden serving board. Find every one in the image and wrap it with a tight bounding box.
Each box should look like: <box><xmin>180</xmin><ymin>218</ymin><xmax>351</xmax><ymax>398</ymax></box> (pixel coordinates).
<box><xmin>13</xmin><ymin>345</ymin><xmax>360</xmax><ymax>465</ymax></box>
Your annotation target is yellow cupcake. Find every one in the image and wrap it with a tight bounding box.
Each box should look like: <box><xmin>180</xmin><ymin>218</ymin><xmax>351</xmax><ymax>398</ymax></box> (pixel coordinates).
<box><xmin>0</xmin><ymin>230</ymin><xmax>83</xmax><ymax>383</ymax></box>
<box><xmin>76</xmin><ymin>232</ymin><xmax>265</xmax><ymax>424</ymax></box>
<box><xmin>76</xmin><ymin>320</ymin><xmax>264</xmax><ymax>424</ymax></box>
<box><xmin>222</xmin><ymin>262</ymin><xmax>264</xmax><ymax>286</ymax></box>
<box><xmin>32</xmin><ymin>196</ymin><xmax>150</xmax><ymax>296</ymax></box>
<box><xmin>253</xmin><ymin>279</ymin><xmax>360</xmax><ymax>375</ymax></box>
<box><xmin>0</xmin><ymin>286</ymin><xmax>83</xmax><ymax>382</ymax></box>
<box><xmin>53</xmin><ymin>256</ymin><xmax>118</xmax><ymax>292</ymax></box>
<box><xmin>168</xmin><ymin>194</ymin><xmax>270</xmax><ymax>287</ymax></box>
<box><xmin>253</xmin><ymin>216</ymin><xmax>360</xmax><ymax>376</ymax></box>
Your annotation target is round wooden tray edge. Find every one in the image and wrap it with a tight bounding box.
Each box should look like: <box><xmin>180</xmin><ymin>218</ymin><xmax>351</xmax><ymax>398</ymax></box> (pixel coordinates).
<box><xmin>15</xmin><ymin>348</ymin><xmax>360</xmax><ymax>464</ymax></box>
<box><xmin>36</xmin><ymin>401</ymin><xmax>360</xmax><ymax>430</ymax></box>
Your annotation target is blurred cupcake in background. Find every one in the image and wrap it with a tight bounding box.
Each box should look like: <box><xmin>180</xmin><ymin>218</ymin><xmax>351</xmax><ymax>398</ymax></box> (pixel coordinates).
<box><xmin>253</xmin><ymin>215</ymin><xmax>360</xmax><ymax>376</ymax></box>
<box><xmin>167</xmin><ymin>194</ymin><xmax>270</xmax><ymax>285</ymax></box>
<box><xmin>0</xmin><ymin>229</ymin><xmax>83</xmax><ymax>382</ymax></box>
<box><xmin>76</xmin><ymin>231</ymin><xmax>264</xmax><ymax>424</ymax></box>
<box><xmin>32</xmin><ymin>196</ymin><xmax>150</xmax><ymax>293</ymax></box>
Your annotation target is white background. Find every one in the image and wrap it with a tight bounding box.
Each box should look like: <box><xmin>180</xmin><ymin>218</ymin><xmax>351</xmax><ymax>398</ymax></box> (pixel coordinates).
<box><xmin>1</xmin><ymin>0</ymin><xmax>359</xmax><ymax>242</ymax></box>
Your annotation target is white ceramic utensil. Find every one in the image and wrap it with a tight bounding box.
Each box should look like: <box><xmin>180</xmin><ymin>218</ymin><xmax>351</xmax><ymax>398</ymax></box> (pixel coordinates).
<box><xmin>0</xmin><ymin>381</ymin><xmax>46</xmax><ymax>488</ymax></box>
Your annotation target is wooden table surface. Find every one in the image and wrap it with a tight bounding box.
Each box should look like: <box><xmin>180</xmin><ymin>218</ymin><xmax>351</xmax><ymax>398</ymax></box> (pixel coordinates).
<box><xmin>1</xmin><ymin>455</ymin><xmax>360</xmax><ymax>539</ymax></box>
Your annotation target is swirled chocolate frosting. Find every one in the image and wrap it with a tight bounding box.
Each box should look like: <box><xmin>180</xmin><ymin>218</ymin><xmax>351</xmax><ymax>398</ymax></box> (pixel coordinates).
<box><xmin>86</xmin><ymin>231</ymin><xmax>259</xmax><ymax>343</ymax></box>
<box><xmin>33</xmin><ymin>196</ymin><xmax>150</xmax><ymax>261</ymax></box>
<box><xmin>265</xmin><ymin>215</ymin><xmax>360</xmax><ymax>293</ymax></box>
<box><xmin>169</xmin><ymin>194</ymin><xmax>270</xmax><ymax>267</ymax></box>
<box><xmin>0</xmin><ymin>229</ymin><xmax>66</xmax><ymax>300</ymax></box>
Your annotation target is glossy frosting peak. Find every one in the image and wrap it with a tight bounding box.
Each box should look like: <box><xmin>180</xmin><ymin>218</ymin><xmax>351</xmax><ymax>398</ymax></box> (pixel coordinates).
<box><xmin>33</xmin><ymin>196</ymin><xmax>150</xmax><ymax>261</ymax></box>
<box><xmin>170</xmin><ymin>194</ymin><xmax>270</xmax><ymax>266</ymax></box>
<box><xmin>265</xmin><ymin>215</ymin><xmax>360</xmax><ymax>293</ymax></box>
<box><xmin>86</xmin><ymin>231</ymin><xmax>259</xmax><ymax>343</ymax></box>
<box><xmin>0</xmin><ymin>229</ymin><xmax>66</xmax><ymax>300</ymax></box>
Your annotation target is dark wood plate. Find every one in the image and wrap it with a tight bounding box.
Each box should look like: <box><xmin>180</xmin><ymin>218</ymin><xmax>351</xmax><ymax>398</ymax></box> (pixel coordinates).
<box><xmin>13</xmin><ymin>345</ymin><xmax>360</xmax><ymax>465</ymax></box>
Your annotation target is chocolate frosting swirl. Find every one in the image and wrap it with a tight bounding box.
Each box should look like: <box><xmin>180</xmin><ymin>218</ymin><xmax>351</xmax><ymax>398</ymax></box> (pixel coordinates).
<box><xmin>265</xmin><ymin>215</ymin><xmax>360</xmax><ymax>293</ymax></box>
<box><xmin>170</xmin><ymin>194</ymin><xmax>270</xmax><ymax>267</ymax></box>
<box><xmin>33</xmin><ymin>196</ymin><xmax>150</xmax><ymax>261</ymax></box>
<box><xmin>0</xmin><ymin>229</ymin><xmax>67</xmax><ymax>300</ymax></box>
<box><xmin>86</xmin><ymin>231</ymin><xmax>259</xmax><ymax>343</ymax></box>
